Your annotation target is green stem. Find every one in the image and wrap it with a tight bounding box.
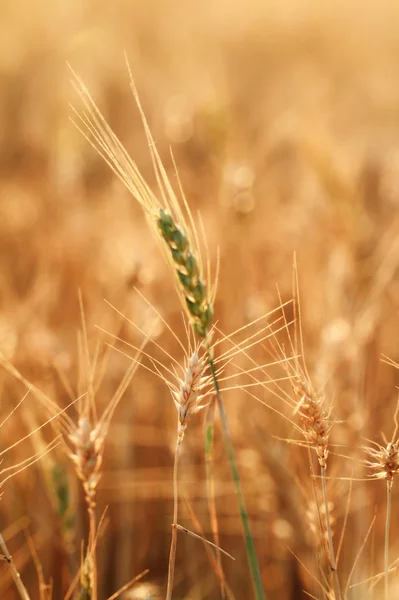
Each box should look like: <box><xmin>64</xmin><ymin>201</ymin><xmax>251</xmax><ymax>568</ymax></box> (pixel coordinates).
<box><xmin>207</xmin><ymin>352</ymin><xmax>266</xmax><ymax>600</ymax></box>
<box><xmin>204</xmin><ymin>399</ymin><xmax>225</xmax><ymax>599</ymax></box>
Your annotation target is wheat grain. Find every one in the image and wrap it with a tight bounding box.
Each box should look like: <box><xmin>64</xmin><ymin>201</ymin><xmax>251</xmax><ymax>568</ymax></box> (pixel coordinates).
<box><xmin>157</xmin><ymin>209</ymin><xmax>214</xmax><ymax>338</ymax></box>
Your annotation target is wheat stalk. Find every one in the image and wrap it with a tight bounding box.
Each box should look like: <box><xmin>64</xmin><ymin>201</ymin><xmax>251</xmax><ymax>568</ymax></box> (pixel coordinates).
<box><xmin>287</xmin><ymin>377</ymin><xmax>339</xmax><ymax>599</ymax></box>
<box><xmin>0</xmin><ymin>532</ymin><xmax>31</xmax><ymax>600</ymax></box>
<box><xmin>364</xmin><ymin>408</ymin><xmax>399</xmax><ymax>600</ymax></box>
<box><xmin>267</xmin><ymin>272</ymin><xmax>340</xmax><ymax>599</ymax></box>
<box><xmin>57</xmin><ymin>296</ymin><xmax>146</xmax><ymax>600</ymax></box>
<box><xmin>165</xmin><ymin>348</ymin><xmax>211</xmax><ymax>600</ymax></box>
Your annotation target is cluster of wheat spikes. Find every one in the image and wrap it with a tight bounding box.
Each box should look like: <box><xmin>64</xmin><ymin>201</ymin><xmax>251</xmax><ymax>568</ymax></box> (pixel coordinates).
<box><xmin>69</xmin><ymin>61</ymin><xmax>269</xmax><ymax>600</ymax></box>
<box><xmin>69</xmin><ymin>62</ymin><xmax>363</xmax><ymax>599</ymax></box>
<box><xmin>0</xmin><ymin>306</ymin><xmax>150</xmax><ymax>600</ymax></box>
<box><xmin>0</xmin><ymin>61</ymin><xmax>398</xmax><ymax>600</ymax></box>
<box><xmin>0</xmin><ymin>61</ymin><xmax>393</xmax><ymax>600</ymax></box>
<box><xmin>0</xmin><ymin>389</ymin><xmax>76</xmax><ymax>600</ymax></box>
<box><xmin>0</xmin><ymin>250</ymin><xmax>290</xmax><ymax>599</ymax></box>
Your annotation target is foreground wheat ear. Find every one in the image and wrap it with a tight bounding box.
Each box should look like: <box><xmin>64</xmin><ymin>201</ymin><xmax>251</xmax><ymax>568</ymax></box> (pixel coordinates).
<box><xmin>69</xmin><ymin>63</ymin><xmax>216</xmax><ymax>341</ymax></box>
<box><xmin>157</xmin><ymin>209</ymin><xmax>214</xmax><ymax>338</ymax></box>
<box><xmin>166</xmin><ymin>345</ymin><xmax>212</xmax><ymax>600</ymax></box>
<box><xmin>70</xmin><ymin>64</ymin><xmax>266</xmax><ymax>599</ymax></box>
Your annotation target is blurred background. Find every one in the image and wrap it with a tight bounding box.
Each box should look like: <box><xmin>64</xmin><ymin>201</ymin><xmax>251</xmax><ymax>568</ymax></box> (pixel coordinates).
<box><xmin>2</xmin><ymin>1</ymin><xmax>399</xmax><ymax>598</ymax></box>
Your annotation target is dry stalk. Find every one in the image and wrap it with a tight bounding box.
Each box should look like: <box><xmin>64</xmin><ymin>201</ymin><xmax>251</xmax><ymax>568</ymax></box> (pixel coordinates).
<box><xmin>166</xmin><ymin>349</ymin><xmax>211</xmax><ymax>600</ymax></box>
<box><xmin>68</xmin><ymin>416</ymin><xmax>100</xmax><ymax>600</ymax></box>
<box><xmin>290</xmin><ymin>376</ymin><xmax>339</xmax><ymax>599</ymax></box>
<box><xmin>269</xmin><ymin>272</ymin><xmax>340</xmax><ymax>599</ymax></box>
<box><xmin>0</xmin><ymin>532</ymin><xmax>31</xmax><ymax>600</ymax></box>
<box><xmin>63</xmin><ymin>304</ymin><xmax>144</xmax><ymax>600</ymax></box>
<box><xmin>66</xmin><ymin>355</ymin><xmax>141</xmax><ymax>600</ymax></box>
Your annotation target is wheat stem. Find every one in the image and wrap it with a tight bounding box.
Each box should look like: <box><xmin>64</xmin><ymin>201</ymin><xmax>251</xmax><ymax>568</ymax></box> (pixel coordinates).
<box><xmin>204</xmin><ymin>399</ymin><xmax>225</xmax><ymax>598</ymax></box>
<box><xmin>207</xmin><ymin>351</ymin><xmax>266</xmax><ymax>600</ymax></box>
<box><xmin>166</xmin><ymin>432</ymin><xmax>182</xmax><ymax>600</ymax></box>
<box><xmin>89</xmin><ymin>509</ymin><xmax>97</xmax><ymax>600</ymax></box>
<box><xmin>321</xmin><ymin>466</ymin><xmax>341</xmax><ymax>600</ymax></box>
<box><xmin>0</xmin><ymin>532</ymin><xmax>31</xmax><ymax>600</ymax></box>
<box><xmin>385</xmin><ymin>482</ymin><xmax>392</xmax><ymax>600</ymax></box>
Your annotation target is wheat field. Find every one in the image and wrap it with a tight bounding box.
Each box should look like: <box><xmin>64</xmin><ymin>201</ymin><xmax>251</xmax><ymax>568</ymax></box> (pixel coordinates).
<box><xmin>1</xmin><ymin>1</ymin><xmax>399</xmax><ymax>599</ymax></box>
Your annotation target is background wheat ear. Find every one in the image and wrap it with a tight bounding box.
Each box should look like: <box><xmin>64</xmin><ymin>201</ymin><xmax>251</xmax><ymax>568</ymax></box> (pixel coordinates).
<box><xmin>267</xmin><ymin>281</ymin><xmax>341</xmax><ymax>600</ymax></box>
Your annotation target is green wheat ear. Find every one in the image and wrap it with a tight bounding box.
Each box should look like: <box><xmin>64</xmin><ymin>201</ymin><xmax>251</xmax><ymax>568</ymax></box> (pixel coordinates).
<box><xmin>157</xmin><ymin>208</ymin><xmax>214</xmax><ymax>337</ymax></box>
<box><xmin>51</xmin><ymin>463</ymin><xmax>76</xmax><ymax>554</ymax></box>
<box><xmin>52</xmin><ymin>463</ymin><xmax>71</xmax><ymax>520</ymax></box>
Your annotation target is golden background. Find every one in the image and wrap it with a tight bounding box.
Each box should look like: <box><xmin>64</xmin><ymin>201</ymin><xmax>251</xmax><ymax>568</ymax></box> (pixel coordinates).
<box><xmin>1</xmin><ymin>1</ymin><xmax>399</xmax><ymax>598</ymax></box>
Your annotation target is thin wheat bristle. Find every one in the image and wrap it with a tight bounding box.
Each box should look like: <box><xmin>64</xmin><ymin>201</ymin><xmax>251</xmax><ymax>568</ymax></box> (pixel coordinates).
<box><xmin>157</xmin><ymin>209</ymin><xmax>213</xmax><ymax>338</ymax></box>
